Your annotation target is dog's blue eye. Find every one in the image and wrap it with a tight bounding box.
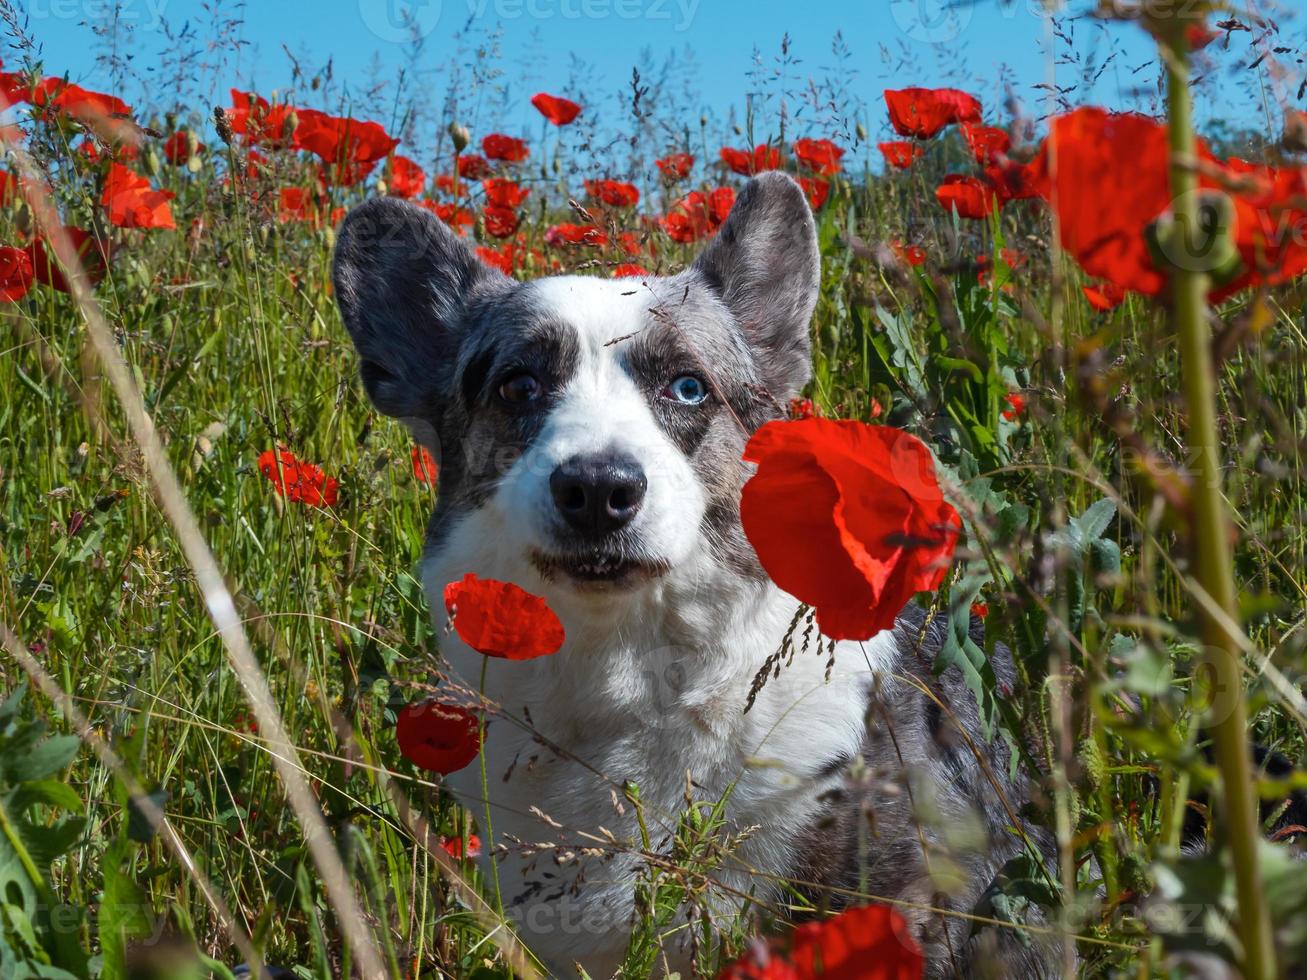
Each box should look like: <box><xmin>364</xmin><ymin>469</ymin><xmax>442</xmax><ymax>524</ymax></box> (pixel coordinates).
<box><xmin>499</xmin><ymin>372</ymin><xmax>543</xmax><ymax>404</ymax></box>
<box><xmin>663</xmin><ymin>375</ymin><xmax>709</xmax><ymax>405</ymax></box>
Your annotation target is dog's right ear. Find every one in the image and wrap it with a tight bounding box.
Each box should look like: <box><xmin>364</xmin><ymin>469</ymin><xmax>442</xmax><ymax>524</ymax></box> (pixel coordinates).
<box><xmin>333</xmin><ymin>197</ymin><xmax>509</xmax><ymax>419</ymax></box>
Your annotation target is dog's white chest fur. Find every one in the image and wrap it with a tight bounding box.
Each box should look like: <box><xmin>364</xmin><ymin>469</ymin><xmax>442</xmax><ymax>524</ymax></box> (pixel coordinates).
<box><xmin>429</xmin><ymin>542</ymin><xmax>891</xmax><ymax>976</ymax></box>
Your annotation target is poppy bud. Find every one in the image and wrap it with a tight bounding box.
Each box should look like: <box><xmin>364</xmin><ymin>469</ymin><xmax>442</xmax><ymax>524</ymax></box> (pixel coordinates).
<box><xmin>856</xmin><ymin>121</ymin><xmax>869</xmax><ymax>142</ymax></box>
<box><xmin>375</xmin><ymin>177</ymin><xmax>388</xmax><ymax>196</ymax></box>
<box><xmin>282</xmin><ymin>110</ymin><xmax>299</xmax><ymax>142</ymax></box>
<box><xmin>448</xmin><ymin>121</ymin><xmax>471</xmax><ymax>154</ymax></box>
<box><xmin>143</xmin><ymin>147</ymin><xmax>161</xmax><ymax>177</ymax></box>
<box><xmin>186</xmin><ymin>154</ymin><xmax>202</xmax><ymax>174</ymax></box>
<box><xmin>1145</xmin><ymin>189</ymin><xmax>1241</xmax><ymax>286</ymax></box>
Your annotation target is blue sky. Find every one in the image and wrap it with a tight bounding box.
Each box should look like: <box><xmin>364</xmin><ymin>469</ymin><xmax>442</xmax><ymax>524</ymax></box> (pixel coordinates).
<box><xmin>16</xmin><ymin>0</ymin><xmax>1302</xmax><ymax>152</ymax></box>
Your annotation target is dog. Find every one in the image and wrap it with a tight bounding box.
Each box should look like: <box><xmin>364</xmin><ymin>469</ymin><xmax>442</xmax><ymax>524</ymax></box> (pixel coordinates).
<box><xmin>333</xmin><ymin>173</ymin><xmax>1059</xmax><ymax>978</ymax></box>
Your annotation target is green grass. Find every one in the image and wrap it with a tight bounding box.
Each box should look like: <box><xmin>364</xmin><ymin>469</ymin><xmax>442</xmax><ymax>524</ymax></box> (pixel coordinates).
<box><xmin>2</xmin><ymin>31</ymin><xmax>1307</xmax><ymax>980</ymax></box>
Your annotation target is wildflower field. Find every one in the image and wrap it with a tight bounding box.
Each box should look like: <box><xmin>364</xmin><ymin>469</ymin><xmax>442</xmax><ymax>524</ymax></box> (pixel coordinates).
<box><xmin>1</xmin><ymin>2</ymin><xmax>1306</xmax><ymax>978</ymax></box>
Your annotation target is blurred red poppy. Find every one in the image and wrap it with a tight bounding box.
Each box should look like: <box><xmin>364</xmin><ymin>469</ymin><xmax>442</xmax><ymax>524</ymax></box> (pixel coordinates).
<box><xmin>162</xmin><ymin>130</ymin><xmax>203</xmax><ymax>166</ymax></box>
<box><xmin>935</xmin><ymin>175</ymin><xmax>995</xmax><ymax>220</ymax></box>
<box><xmin>36</xmin><ymin>79</ymin><xmax>136</xmax><ymax>144</ymax></box>
<box><xmin>719</xmin><ymin>904</ymin><xmax>923</xmax><ymax>980</ymax></box>
<box><xmin>530</xmin><ymin>92</ymin><xmax>582</xmax><ymax>126</ymax></box>
<box><xmin>720</xmin><ymin>144</ymin><xmax>782</xmax><ymax>176</ymax></box>
<box><xmin>709</xmin><ymin>186</ymin><xmax>736</xmax><ymax>223</ymax></box>
<box><xmin>457</xmin><ymin>154</ymin><xmax>491</xmax><ymax>179</ymax></box>
<box><xmin>439</xmin><ymin>834</ymin><xmax>482</xmax><ymax>859</ymax></box>
<box><xmin>257</xmin><ymin>448</ymin><xmax>340</xmax><ymax>508</ymax></box>
<box><xmin>101</xmin><ymin>163</ymin><xmax>176</xmax><ymax>230</ymax></box>
<box><xmin>443</xmin><ymin>572</ymin><xmax>566</xmax><ymax>660</ymax></box>
<box><xmin>961</xmin><ymin>124</ymin><xmax>1011</xmax><ymax>165</ymax></box>
<box><xmin>25</xmin><ymin>227</ymin><xmax>108</xmax><ymax>292</ymax></box>
<box><xmin>278</xmin><ymin>186</ymin><xmax>322</xmax><ymax>224</ymax></box>
<box><xmin>612</xmin><ymin>263</ymin><xmax>648</xmax><ymax>278</ymax></box>
<box><xmin>483</xmin><ymin>178</ymin><xmax>531</xmax><ymax>209</ymax></box>
<box><xmin>586</xmin><ymin>179</ymin><xmax>640</xmax><ymax>208</ymax></box>
<box><xmin>740</xmin><ymin>419</ymin><xmax>961</xmax><ymax>640</ymax></box>
<box><xmin>412</xmin><ymin>446</ymin><xmax>438</xmax><ymax>484</ymax></box>
<box><xmin>798</xmin><ymin>176</ymin><xmax>829</xmax><ymax>211</ymax></box>
<box><xmin>892</xmin><ymin>241</ymin><xmax>927</xmax><ymax>267</ymax></box>
<box><xmin>483</xmin><ymin>133</ymin><xmax>530</xmax><ymax>163</ymax></box>
<box><xmin>0</xmin><ymin>170</ymin><xmax>16</xmax><ymax>207</ymax></box>
<box><xmin>432</xmin><ymin>202</ymin><xmax>476</xmax><ymax>235</ymax></box>
<box><xmin>227</xmin><ymin>90</ymin><xmax>297</xmax><ymax>148</ymax></box>
<box><xmin>1036</xmin><ymin>108</ymin><xmax>1171</xmax><ymax>295</ymax></box>
<box><xmin>545</xmin><ymin>223</ymin><xmax>608</xmax><ymax>248</ymax></box>
<box><xmin>396</xmin><ymin>702</ymin><xmax>481</xmax><ymax>775</ymax></box>
<box><xmin>483</xmin><ymin>205</ymin><xmax>522</xmax><ymax>239</ymax></box>
<box><xmin>0</xmin><ymin>64</ymin><xmax>33</xmax><ymax>106</ymax></box>
<box><xmin>476</xmin><ymin>244</ymin><xmax>516</xmax><ymax>275</ymax></box>
<box><xmin>662</xmin><ymin>187</ymin><xmax>735</xmax><ymax>243</ymax></box>
<box><xmin>388</xmin><ymin>155</ymin><xmax>426</xmax><ymax>198</ymax></box>
<box><xmin>885</xmin><ymin>87</ymin><xmax>982</xmax><ymax>139</ymax></box>
<box><xmin>296</xmin><ymin>111</ymin><xmax>398</xmax><ymax>186</ymax></box>
<box><xmin>971</xmin><ymin>602</ymin><xmax>989</xmax><ymax>619</ymax></box>
<box><xmin>0</xmin><ymin>245</ymin><xmax>33</xmax><ymax>302</ymax></box>
<box><xmin>982</xmin><ymin>156</ymin><xmax>1044</xmax><ymax>205</ymax></box>
<box><xmin>1002</xmin><ymin>392</ymin><xmax>1026</xmax><ymax>421</ymax></box>
<box><xmin>1082</xmin><ymin>282</ymin><xmax>1127</xmax><ymax>312</ymax></box>
<box><xmin>793</xmin><ymin>138</ymin><xmax>845</xmax><ymax>176</ymax></box>
<box><xmin>656</xmin><ymin>153</ymin><xmax>694</xmax><ymax>181</ymax></box>
<box><xmin>878</xmin><ymin>141</ymin><xmax>923</xmax><ymax>170</ymax></box>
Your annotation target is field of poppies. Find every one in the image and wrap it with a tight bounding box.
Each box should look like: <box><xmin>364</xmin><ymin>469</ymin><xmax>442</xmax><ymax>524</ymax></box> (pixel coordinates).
<box><xmin>1</xmin><ymin>2</ymin><xmax>1306</xmax><ymax>978</ymax></box>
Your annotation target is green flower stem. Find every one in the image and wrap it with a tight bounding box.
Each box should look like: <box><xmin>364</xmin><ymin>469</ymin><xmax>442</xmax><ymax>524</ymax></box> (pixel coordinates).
<box><xmin>1159</xmin><ymin>20</ymin><xmax>1277</xmax><ymax>980</ymax></box>
<box><xmin>479</xmin><ymin>655</ymin><xmax>504</xmax><ymax>915</ymax></box>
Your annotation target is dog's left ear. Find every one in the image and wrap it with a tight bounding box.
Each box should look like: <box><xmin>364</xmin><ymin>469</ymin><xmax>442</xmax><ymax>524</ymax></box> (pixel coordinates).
<box><xmin>691</xmin><ymin>172</ymin><xmax>820</xmax><ymax>400</ymax></box>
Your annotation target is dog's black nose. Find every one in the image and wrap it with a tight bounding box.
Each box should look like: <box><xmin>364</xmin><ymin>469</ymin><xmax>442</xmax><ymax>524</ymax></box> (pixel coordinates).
<box><xmin>550</xmin><ymin>453</ymin><xmax>647</xmax><ymax>535</ymax></box>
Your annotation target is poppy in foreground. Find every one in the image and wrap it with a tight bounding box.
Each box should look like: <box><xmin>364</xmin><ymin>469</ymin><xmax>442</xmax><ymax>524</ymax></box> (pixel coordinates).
<box><xmin>885</xmin><ymin>87</ymin><xmax>981</xmax><ymax>139</ymax></box>
<box><xmin>531</xmin><ymin>92</ymin><xmax>582</xmax><ymax>126</ymax></box>
<box><xmin>718</xmin><ymin>904</ymin><xmax>923</xmax><ymax>979</ymax></box>
<box><xmin>257</xmin><ymin>448</ymin><xmax>340</xmax><ymax>508</ymax></box>
<box><xmin>0</xmin><ymin>245</ymin><xmax>33</xmax><ymax>301</ymax></box>
<box><xmin>439</xmin><ymin>834</ymin><xmax>482</xmax><ymax>859</ymax></box>
<box><xmin>443</xmin><ymin>573</ymin><xmax>565</xmax><ymax>660</ymax></box>
<box><xmin>935</xmin><ymin>175</ymin><xmax>995</xmax><ymax>221</ymax></box>
<box><xmin>740</xmin><ymin>419</ymin><xmax>961</xmax><ymax>641</ymax></box>
<box><xmin>396</xmin><ymin>702</ymin><xmax>481</xmax><ymax>775</ymax></box>
<box><xmin>101</xmin><ymin>163</ymin><xmax>176</xmax><ymax>230</ymax></box>
<box><xmin>412</xmin><ymin>446</ymin><xmax>438</xmax><ymax>485</ymax></box>
<box><xmin>24</xmin><ymin>227</ymin><xmax>108</xmax><ymax>292</ymax></box>
<box><xmin>793</xmin><ymin>138</ymin><xmax>845</xmax><ymax>176</ymax></box>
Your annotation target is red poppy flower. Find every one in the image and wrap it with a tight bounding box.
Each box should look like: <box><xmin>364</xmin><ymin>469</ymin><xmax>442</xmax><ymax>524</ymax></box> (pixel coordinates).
<box><xmin>545</xmin><ymin>223</ymin><xmax>608</xmax><ymax>248</ymax></box>
<box><xmin>961</xmin><ymin>124</ymin><xmax>1011</xmax><ymax>165</ymax></box>
<box><xmin>1215</xmin><ymin>157</ymin><xmax>1307</xmax><ymax>299</ymax></box>
<box><xmin>101</xmin><ymin>163</ymin><xmax>176</xmax><ymax>230</ymax></box>
<box><xmin>278</xmin><ymin>186</ymin><xmax>317</xmax><ymax>224</ymax></box>
<box><xmin>1002</xmin><ymin>392</ymin><xmax>1026</xmax><ymax>421</ymax></box>
<box><xmin>257</xmin><ymin>448</ymin><xmax>340</xmax><ymax>508</ymax></box>
<box><xmin>1</xmin><ymin>65</ymin><xmax>33</xmax><ymax>106</ymax></box>
<box><xmin>412</xmin><ymin>446</ymin><xmax>438</xmax><ymax>484</ymax></box>
<box><xmin>0</xmin><ymin>245</ymin><xmax>33</xmax><ymax>302</ymax></box>
<box><xmin>616</xmin><ymin>230</ymin><xmax>642</xmax><ymax>256</ymax></box>
<box><xmin>483</xmin><ymin>178</ymin><xmax>531</xmax><ymax>209</ymax></box>
<box><xmin>36</xmin><ymin>80</ymin><xmax>136</xmax><ymax>143</ymax></box>
<box><xmin>879</xmin><ymin>141</ymin><xmax>924</xmax><ymax>170</ymax></box>
<box><xmin>1082</xmin><ymin>282</ymin><xmax>1127</xmax><ymax>312</ymax></box>
<box><xmin>482</xmin><ymin>205</ymin><xmax>522</xmax><ymax>239</ymax></box>
<box><xmin>0</xmin><ymin>170</ymin><xmax>16</xmax><ymax>207</ymax></box>
<box><xmin>740</xmin><ymin>420</ymin><xmax>961</xmax><ymax>641</ymax></box>
<box><xmin>719</xmin><ymin>905</ymin><xmax>923</xmax><ymax>980</ymax></box>
<box><xmin>443</xmin><ymin>572</ymin><xmax>565</xmax><ymax>660</ymax></box>
<box><xmin>476</xmin><ymin>244</ymin><xmax>516</xmax><ymax>275</ymax></box>
<box><xmin>798</xmin><ymin>176</ymin><xmax>829</xmax><ymax>211</ymax></box>
<box><xmin>482</xmin><ymin>133</ymin><xmax>530</xmax><ymax>163</ymax></box>
<box><xmin>457</xmin><ymin>154</ymin><xmax>491</xmax><ymax>179</ymax></box>
<box><xmin>662</xmin><ymin>187</ymin><xmax>735</xmax><ymax>243</ymax></box>
<box><xmin>396</xmin><ymin>701</ymin><xmax>481</xmax><ymax>775</ymax></box>
<box><xmin>530</xmin><ymin>92</ymin><xmax>582</xmax><ymax>127</ymax></box>
<box><xmin>891</xmin><ymin>241</ymin><xmax>927</xmax><ymax>267</ymax></box>
<box><xmin>226</xmin><ymin>90</ymin><xmax>298</xmax><ymax>148</ymax></box>
<box><xmin>1187</xmin><ymin>23</ymin><xmax>1220</xmax><ymax>51</ymax></box>
<box><xmin>720</xmin><ymin>144</ymin><xmax>782</xmax><ymax>176</ymax></box>
<box><xmin>709</xmin><ymin>186</ymin><xmax>736</xmax><ymax>224</ymax></box>
<box><xmin>585</xmin><ymin>179</ymin><xmax>640</xmax><ymax>208</ymax></box>
<box><xmin>433</xmin><ymin>202</ymin><xmax>476</xmax><ymax>235</ymax></box>
<box><xmin>1036</xmin><ymin>108</ymin><xmax>1172</xmax><ymax>295</ymax></box>
<box><xmin>162</xmin><ymin>130</ymin><xmax>202</xmax><ymax>166</ymax></box>
<box><xmin>296</xmin><ymin>112</ymin><xmax>398</xmax><ymax>184</ymax></box>
<box><xmin>439</xmin><ymin>834</ymin><xmax>482</xmax><ymax>859</ymax></box>
<box><xmin>885</xmin><ymin>87</ymin><xmax>982</xmax><ymax>139</ymax></box>
<box><xmin>793</xmin><ymin>138</ymin><xmax>845</xmax><ymax>176</ymax></box>
<box><xmin>982</xmin><ymin>156</ymin><xmax>1044</xmax><ymax>205</ymax></box>
<box><xmin>25</xmin><ymin>227</ymin><xmax>108</xmax><ymax>293</ymax></box>
<box><xmin>935</xmin><ymin>175</ymin><xmax>995</xmax><ymax>220</ymax></box>
<box><xmin>388</xmin><ymin>155</ymin><xmax>426</xmax><ymax>198</ymax></box>
<box><xmin>656</xmin><ymin>153</ymin><xmax>694</xmax><ymax>181</ymax></box>
<box><xmin>788</xmin><ymin>398</ymin><xmax>818</xmax><ymax>420</ymax></box>
<box><xmin>612</xmin><ymin>263</ymin><xmax>648</xmax><ymax>278</ymax></box>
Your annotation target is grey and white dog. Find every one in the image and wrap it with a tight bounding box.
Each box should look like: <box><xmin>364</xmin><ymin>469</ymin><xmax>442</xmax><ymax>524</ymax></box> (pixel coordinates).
<box><xmin>333</xmin><ymin>173</ymin><xmax>1058</xmax><ymax>978</ymax></box>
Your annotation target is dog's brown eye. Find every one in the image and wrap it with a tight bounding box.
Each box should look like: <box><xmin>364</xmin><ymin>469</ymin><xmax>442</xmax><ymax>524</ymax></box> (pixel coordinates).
<box><xmin>499</xmin><ymin>372</ymin><xmax>543</xmax><ymax>404</ymax></box>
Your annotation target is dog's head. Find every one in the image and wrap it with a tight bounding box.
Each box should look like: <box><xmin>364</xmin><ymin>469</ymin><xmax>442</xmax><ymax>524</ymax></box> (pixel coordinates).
<box><xmin>333</xmin><ymin>173</ymin><xmax>818</xmax><ymax>605</ymax></box>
